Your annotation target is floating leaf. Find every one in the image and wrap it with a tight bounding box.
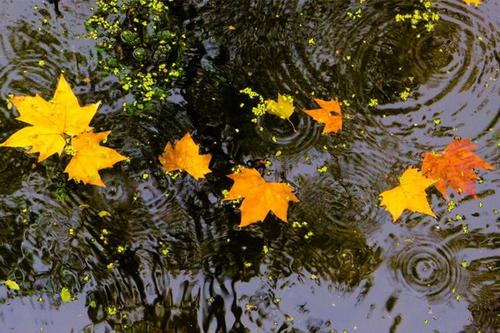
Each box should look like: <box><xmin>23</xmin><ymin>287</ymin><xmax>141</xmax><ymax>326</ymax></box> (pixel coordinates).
<box><xmin>159</xmin><ymin>133</ymin><xmax>212</xmax><ymax>179</ymax></box>
<box><xmin>0</xmin><ymin>75</ymin><xmax>125</xmax><ymax>187</ymax></box>
<box><xmin>64</xmin><ymin>132</ymin><xmax>127</xmax><ymax>187</ymax></box>
<box><xmin>224</xmin><ymin>168</ymin><xmax>299</xmax><ymax>227</ymax></box>
<box><xmin>304</xmin><ymin>98</ymin><xmax>342</xmax><ymax>134</ymax></box>
<box><xmin>422</xmin><ymin>139</ymin><xmax>494</xmax><ymax>198</ymax></box>
<box><xmin>60</xmin><ymin>287</ymin><xmax>72</xmax><ymax>302</ymax></box>
<box><xmin>380</xmin><ymin>167</ymin><xmax>436</xmax><ymax>222</ymax></box>
<box><xmin>1</xmin><ymin>74</ymin><xmax>99</xmax><ymax>161</ymax></box>
<box><xmin>464</xmin><ymin>0</ymin><xmax>481</xmax><ymax>5</ymax></box>
<box><xmin>240</xmin><ymin>89</ymin><xmax>295</xmax><ymax>122</ymax></box>
<box><xmin>265</xmin><ymin>94</ymin><xmax>295</xmax><ymax>119</ymax></box>
<box><xmin>4</xmin><ymin>280</ymin><xmax>20</xmax><ymax>291</ymax></box>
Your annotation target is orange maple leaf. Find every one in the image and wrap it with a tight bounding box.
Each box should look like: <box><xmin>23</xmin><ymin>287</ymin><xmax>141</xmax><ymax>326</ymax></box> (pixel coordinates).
<box><xmin>159</xmin><ymin>133</ymin><xmax>212</xmax><ymax>179</ymax></box>
<box><xmin>224</xmin><ymin>168</ymin><xmax>299</xmax><ymax>227</ymax></box>
<box><xmin>380</xmin><ymin>167</ymin><xmax>436</xmax><ymax>222</ymax></box>
<box><xmin>421</xmin><ymin>139</ymin><xmax>494</xmax><ymax>198</ymax></box>
<box><xmin>303</xmin><ymin>98</ymin><xmax>342</xmax><ymax>134</ymax></box>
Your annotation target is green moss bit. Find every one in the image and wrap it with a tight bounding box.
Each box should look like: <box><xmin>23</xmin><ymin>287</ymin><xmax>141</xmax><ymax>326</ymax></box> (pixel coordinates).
<box><xmin>60</xmin><ymin>287</ymin><xmax>72</xmax><ymax>302</ymax></box>
<box><xmin>240</xmin><ymin>88</ymin><xmax>295</xmax><ymax>119</ymax></box>
<box><xmin>85</xmin><ymin>0</ymin><xmax>187</xmax><ymax>114</ymax></box>
<box><xmin>395</xmin><ymin>0</ymin><xmax>440</xmax><ymax>33</ymax></box>
<box><xmin>4</xmin><ymin>280</ymin><xmax>20</xmax><ymax>291</ymax></box>
<box><xmin>368</xmin><ymin>98</ymin><xmax>378</xmax><ymax>107</ymax></box>
<box><xmin>347</xmin><ymin>8</ymin><xmax>363</xmax><ymax>20</ymax></box>
<box><xmin>317</xmin><ymin>165</ymin><xmax>328</xmax><ymax>173</ymax></box>
<box><xmin>240</xmin><ymin>88</ymin><xmax>267</xmax><ymax>117</ymax></box>
<box><xmin>399</xmin><ymin>87</ymin><xmax>411</xmax><ymax>101</ymax></box>
<box><xmin>107</xmin><ymin>306</ymin><xmax>118</xmax><ymax>316</ymax></box>
<box><xmin>98</xmin><ymin>210</ymin><xmax>111</xmax><ymax>217</ymax></box>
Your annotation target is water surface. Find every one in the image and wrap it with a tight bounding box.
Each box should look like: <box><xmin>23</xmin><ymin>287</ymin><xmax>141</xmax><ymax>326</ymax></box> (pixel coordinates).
<box><xmin>0</xmin><ymin>0</ymin><xmax>498</xmax><ymax>332</ymax></box>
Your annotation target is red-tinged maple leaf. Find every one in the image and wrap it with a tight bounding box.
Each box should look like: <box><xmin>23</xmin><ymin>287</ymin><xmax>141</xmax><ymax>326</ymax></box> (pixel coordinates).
<box><xmin>421</xmin><ymin>139</ymin><xmax>494</xmax><ymax>198</ymax></box>
<box><xmin>303</xmin><ymin>98</ymin><xmax>342</xmax><ymax>134</ymax></box>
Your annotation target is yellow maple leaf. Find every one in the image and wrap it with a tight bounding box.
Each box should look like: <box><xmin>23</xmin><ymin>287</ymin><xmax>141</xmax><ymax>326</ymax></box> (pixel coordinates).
<box><xmin>64</xmin><ymin>131</ymin><xmax>127</xmax><ymax>187</ymax></box>
<box><xmin>224</xmin><ymin>167</ymin><xmax>299</xmax><ymax>227</ymax></box>
<box><xmin>1</xmin><ymin>74</ymin><xmax>99</xmax><ymax>161</ymax></box>
<box><xmin>380</xmin><ymin>167</ymin><xmax>436</xmax><ymax>222</ymax></box>
<box><xmin>463</xmin><ymin>0</ymin><xmax>481</xmax><ymax>5</ymax></box>
<box><xmin>159</xmin><ymin>133</ymin><xmax>212</xmax><ymax>179</ymax></box>
<box><xmin>303</xmin><ymin>98</ymin><xmax>342</xmax><ymax>134</ymax></box>
<box><xmin>265</xmin><ymin>94</ymin><xmax>295</xmax><ymax>119</ymax></box>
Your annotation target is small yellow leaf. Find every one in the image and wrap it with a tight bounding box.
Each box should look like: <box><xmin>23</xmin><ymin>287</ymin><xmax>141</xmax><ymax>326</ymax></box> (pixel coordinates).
<box><xmin>4</xmin><ymin>280</ymin><xmax>20</xmax><ymax>291</ymax></box>
<box><xmin>159</xmin><ymin>133</ymin><xmax>212</xmax><ymax>179</ymax></box>
<box><xmin>380</xmin><ymin>167</ymin><xmax>436</xmax><ymax>222</ymax></box>
<box><xmin>265</xmin><ymin>94</ymin><xmax>295</xmax><ymax>119</ymax></box>
<box><xmin>60</xmin><ymin>287</ymin><xmax>71</xmax><ymax>302</ymax></box>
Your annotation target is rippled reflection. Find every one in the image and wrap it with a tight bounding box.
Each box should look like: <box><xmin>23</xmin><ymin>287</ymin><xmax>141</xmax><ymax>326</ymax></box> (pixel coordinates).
<box><xmin>390</xmin><ymin>234</ymin><xmax>465</xmax><ymax>303</ymax></box>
